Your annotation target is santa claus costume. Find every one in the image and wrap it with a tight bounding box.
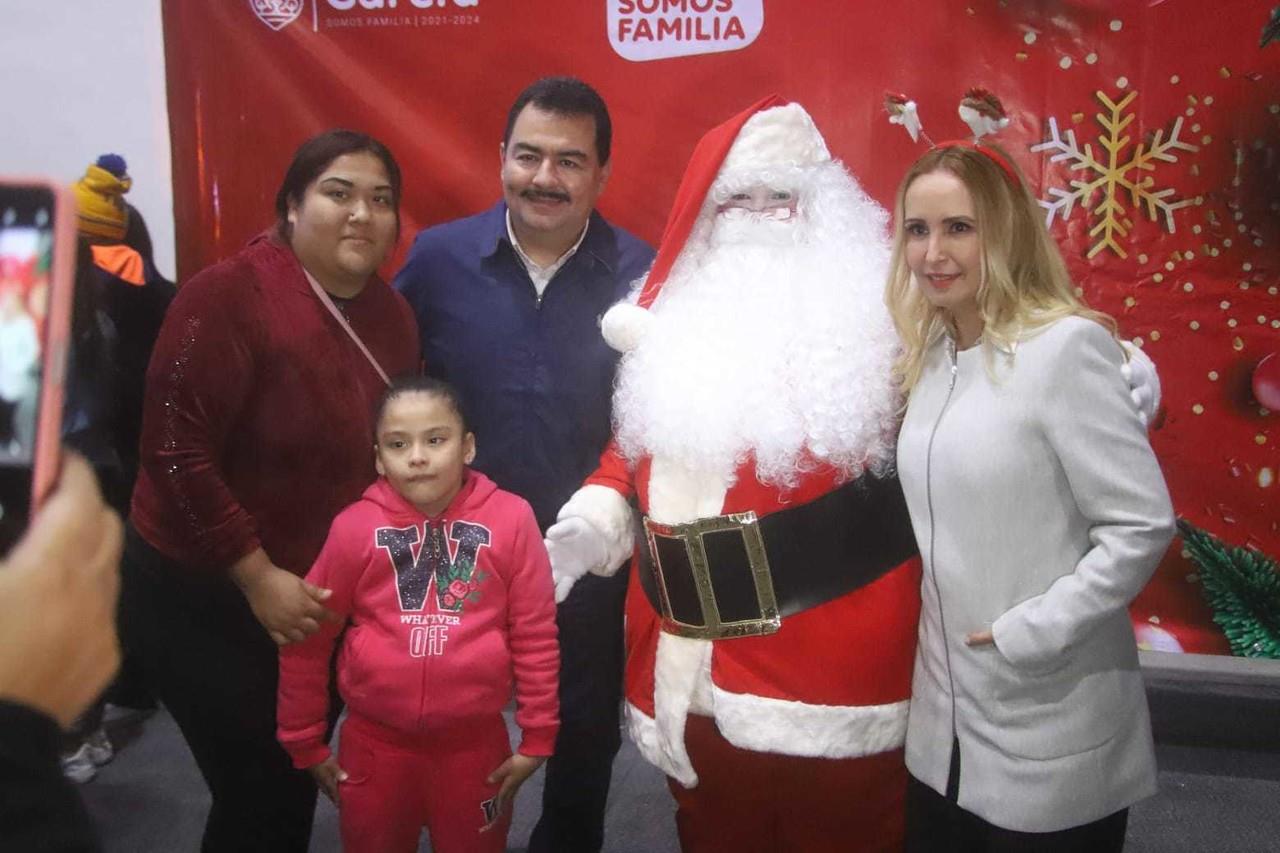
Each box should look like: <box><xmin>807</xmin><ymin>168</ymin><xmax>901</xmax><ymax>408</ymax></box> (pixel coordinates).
<box><xmin>548</xmin><ymin>98</ymin><xmax>922</xmax><ymax>852</ymax></box>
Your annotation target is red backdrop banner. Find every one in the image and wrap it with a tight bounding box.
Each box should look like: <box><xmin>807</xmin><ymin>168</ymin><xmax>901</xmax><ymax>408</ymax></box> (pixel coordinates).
<box><xmin>164</xmin><ymin>0</ymin><xmax>1280</xmax><ymax>657</ymax></box>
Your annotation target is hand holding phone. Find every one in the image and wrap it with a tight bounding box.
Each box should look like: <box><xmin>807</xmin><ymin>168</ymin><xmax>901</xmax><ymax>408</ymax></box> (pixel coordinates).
<box><xmin>0</xmin><ymin>453</ymin><xmax>123</xmax><ymax>728</ymax></box>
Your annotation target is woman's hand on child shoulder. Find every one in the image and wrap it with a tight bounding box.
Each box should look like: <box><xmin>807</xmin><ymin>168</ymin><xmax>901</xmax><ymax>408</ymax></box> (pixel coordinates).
<box><xmin>308</xmin><ymin>755</ymin><xmax>348</xmax><ymax>804</ymax></box>
<box><xmin>480</xmin><ymin>752</ymin><xmax>547</xmax><ymax>832</ymax></box>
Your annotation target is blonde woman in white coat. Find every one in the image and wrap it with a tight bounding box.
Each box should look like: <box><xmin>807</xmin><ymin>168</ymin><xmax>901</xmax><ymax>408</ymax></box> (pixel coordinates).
<box><xmin>885</xmin><ymin>142</ymin><xmax>1175</xmax><ymax>852</ymax></box>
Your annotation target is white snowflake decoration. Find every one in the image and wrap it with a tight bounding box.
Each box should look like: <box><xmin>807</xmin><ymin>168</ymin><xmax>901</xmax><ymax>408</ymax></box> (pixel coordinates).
<box><xmin>1032</xmin><ymin>90</ymin><xmax>1199</xmax><ymax>258</ymax></box>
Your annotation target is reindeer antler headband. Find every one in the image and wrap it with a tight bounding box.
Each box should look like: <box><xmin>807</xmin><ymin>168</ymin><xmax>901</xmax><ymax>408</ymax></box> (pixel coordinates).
<box><xmin>885</xmin><ymin>87</ymin><xmax>1021</xmax><ymax>185</ymax></box>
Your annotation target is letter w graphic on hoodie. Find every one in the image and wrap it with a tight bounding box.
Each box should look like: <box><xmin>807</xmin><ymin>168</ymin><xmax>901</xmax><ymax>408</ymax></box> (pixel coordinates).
<box><xmin>375</xmin><ymin>522</ymin><xmax>491</xmax><ymax>613</ymax></box>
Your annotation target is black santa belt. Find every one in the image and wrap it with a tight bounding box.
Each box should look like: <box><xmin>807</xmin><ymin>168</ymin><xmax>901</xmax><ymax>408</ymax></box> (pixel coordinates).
<box><xmin>638</xmin><ymin>473</ymin><xmax>918</xmax><ymax>640</ymax></box>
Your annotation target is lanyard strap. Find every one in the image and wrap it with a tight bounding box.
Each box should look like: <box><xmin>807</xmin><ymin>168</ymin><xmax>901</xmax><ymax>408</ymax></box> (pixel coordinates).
<box><xmin>302</xmin><ymin>268</ymin><xmax>391</xmax><ymax>386</ymax></box>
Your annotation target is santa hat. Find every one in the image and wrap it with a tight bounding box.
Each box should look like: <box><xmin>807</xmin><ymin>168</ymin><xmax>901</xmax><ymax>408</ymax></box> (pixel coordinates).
<box><xmin>639</xmin><ymin>96</ymin><xmax>835</xmax><ymax>310</ymax></box>
<box><xmin>605</xmin><ymin>97</ymin><xmax>831</xmax><ymax>351</ymax></box>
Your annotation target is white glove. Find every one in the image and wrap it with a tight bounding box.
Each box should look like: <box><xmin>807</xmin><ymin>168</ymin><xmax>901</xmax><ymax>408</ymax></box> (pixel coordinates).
<box><xmin>545</xmin><ymin>516</ymin><xmax>609</xmax><ymax>604</ymax></box>
<box><xmin>1120</xmin><ymin>340</ymin><xmax>1161</xmax><ymax>428</ymax></box>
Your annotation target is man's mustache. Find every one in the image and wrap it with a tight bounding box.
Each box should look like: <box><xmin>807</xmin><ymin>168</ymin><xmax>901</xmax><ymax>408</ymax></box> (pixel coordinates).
<box><xmin>521</xmin><ymin>189</ymin><xmax>571</xmax><ymax>204</ymax></box>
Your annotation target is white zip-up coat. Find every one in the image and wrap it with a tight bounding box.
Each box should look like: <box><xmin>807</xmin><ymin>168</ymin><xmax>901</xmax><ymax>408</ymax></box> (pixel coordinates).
<box><xmin>896</xmin><ymin>315</ymin><xmax>1175</xmax><ymax>833</ymax></box>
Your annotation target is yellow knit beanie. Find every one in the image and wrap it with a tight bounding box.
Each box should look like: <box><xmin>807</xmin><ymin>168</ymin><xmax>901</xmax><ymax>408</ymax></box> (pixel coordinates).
<box><xmin>74</xmin><ymin>154</ymin><xmax>132</xmax><ymax>241</ymax></box>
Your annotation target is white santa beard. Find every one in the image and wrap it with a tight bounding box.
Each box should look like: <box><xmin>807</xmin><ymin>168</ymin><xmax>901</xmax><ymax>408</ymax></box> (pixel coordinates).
<box><xmin>613</xmin><ymin>212</ymin><xmax>902</xmax><ymax>493</ymax></box>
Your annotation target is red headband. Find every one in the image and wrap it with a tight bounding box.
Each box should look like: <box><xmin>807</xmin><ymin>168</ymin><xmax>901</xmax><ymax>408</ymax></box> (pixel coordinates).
<box><xmin>935</xmin><ymin>139</ymin><xmax>1021</xmax><ymax>186</ymax></box>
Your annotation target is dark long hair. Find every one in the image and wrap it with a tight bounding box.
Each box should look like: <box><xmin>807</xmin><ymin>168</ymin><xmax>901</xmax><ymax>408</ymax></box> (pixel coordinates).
<box><xmin>274</xmin><ymin>129</ymin><xmax>403</xmax><ymax>240</ymax></box>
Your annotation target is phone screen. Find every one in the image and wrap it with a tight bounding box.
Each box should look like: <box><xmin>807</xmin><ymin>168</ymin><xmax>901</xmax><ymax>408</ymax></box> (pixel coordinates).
<box><xmin>0</xmin><ymin>186</ymin><xmax>56</xmax><ymax>555</ymax></box>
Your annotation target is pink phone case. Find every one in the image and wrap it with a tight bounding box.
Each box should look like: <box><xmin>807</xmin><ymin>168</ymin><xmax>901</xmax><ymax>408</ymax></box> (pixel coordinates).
<box><xmin>0</xmin><ymin>178</ymin><xmax>75</xmax><ymax>511</ymax></box>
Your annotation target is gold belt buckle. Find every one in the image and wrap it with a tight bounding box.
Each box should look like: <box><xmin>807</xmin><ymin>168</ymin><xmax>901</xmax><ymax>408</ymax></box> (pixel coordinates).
<box><xmin>643</xmin><ymin>512</ymin><xmax>781</xmax><ymax>640</ymax></box>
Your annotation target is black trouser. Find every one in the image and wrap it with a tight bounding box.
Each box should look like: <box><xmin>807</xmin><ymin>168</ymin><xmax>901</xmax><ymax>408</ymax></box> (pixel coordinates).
<box><xmin>0</xmin><ymin>702</ymin><xmax>102</xmax><ymax>852</ymax></box>
<box><xmin>119</xmin><ymin>527</ymin><xmax>320</xmax><ymax>853</ymax></box>
<box><xmin>98</xmin><ymin>464</ymin><xmax>157</xmax><ymax>714</ymax></box>
<box><xmin>905</xmin><ymin>773</ymin><xmax>1129</xmax><ymax>852</ymax></box>
<box><xmin>527</xmin><ymin>568</ymin><xmax>629</xmax><ymax>853</ymax></box>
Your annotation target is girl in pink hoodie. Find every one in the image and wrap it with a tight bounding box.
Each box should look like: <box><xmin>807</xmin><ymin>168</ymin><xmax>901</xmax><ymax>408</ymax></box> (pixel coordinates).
<box><xmin>277</xmin><ymin>376</ymin><xmax>560</xmax><ymax>853</ymax></box>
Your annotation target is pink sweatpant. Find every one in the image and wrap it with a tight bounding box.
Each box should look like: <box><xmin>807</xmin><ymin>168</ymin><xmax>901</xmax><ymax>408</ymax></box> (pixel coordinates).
<box><xmin>336</xmin><ymin>713</ymin><xmax>513</xmax><ymax>853</ymax></box>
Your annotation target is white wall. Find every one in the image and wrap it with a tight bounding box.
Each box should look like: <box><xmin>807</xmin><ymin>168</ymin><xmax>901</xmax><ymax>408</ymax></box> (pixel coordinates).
<box><xmin>0</xmin><ymin>0</ymin><xmax>174</xmax><ymax>279</ymax></box>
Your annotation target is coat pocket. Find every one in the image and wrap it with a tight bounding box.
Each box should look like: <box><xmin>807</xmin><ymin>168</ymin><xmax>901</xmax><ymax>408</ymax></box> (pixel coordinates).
<box><xmin>336</xmin><ymin>728</ymin><xmax>376</xmax><ymax>787</ymax></box>
<box><xmin>978</xmin><ymin>635</ymin><xmax>1130</xmax><ymax>760</ymax></box>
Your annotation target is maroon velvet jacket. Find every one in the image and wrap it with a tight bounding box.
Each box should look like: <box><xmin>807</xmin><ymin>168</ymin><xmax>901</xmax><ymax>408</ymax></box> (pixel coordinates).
<box><xmin>131</xmin><ymin>234</ymin><xmax>419</xmax><ymax>575</ymax></box>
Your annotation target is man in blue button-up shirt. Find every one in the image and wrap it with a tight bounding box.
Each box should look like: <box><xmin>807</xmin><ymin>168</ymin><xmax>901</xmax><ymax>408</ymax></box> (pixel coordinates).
<box><xmin>394</xmin><ymin>77</ymin><xmax>654</xmax><ymax>853</ymax></box>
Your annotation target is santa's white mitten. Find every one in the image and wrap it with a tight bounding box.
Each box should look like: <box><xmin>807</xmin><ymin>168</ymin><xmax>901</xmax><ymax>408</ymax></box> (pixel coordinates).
<box><xmin>545</xmin><ymin>484</ymin><xmax>636</xmax><ymax>602</ymax></box>
<box><xmin>545</xmin><ymin>517</ymin><xmax>608</xmax><ymax>604</ymax></box>
<box><xmin>1120</xmin><ymin>340</ymin><xmax>1161</xmax><ymax>427</ymax></box>
<box><xmin>601</xmin><ymin>302</ymin><xmax>653</xmax><ymax>353</ymax></box>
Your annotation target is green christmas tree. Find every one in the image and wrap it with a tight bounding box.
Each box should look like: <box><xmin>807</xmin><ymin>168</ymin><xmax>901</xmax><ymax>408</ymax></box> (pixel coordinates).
<box><xmin>1177</xmin><ymin>520</ymin><xmax>1280</xmax><ymax>659</ymax></box>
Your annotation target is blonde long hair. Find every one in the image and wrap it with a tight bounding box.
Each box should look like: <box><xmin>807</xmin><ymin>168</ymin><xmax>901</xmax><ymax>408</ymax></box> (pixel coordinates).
<box><xmin>884</xmin><ymin>144</ymin><xmax>1114</xmax><ymax>394</ymax></box>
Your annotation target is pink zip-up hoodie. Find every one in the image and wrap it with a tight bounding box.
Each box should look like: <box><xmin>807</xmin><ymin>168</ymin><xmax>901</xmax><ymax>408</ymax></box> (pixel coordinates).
<box><xmin>277</xmin><ymin>470</ymin><xmax>560</xmax><ymax>768</ymax></box>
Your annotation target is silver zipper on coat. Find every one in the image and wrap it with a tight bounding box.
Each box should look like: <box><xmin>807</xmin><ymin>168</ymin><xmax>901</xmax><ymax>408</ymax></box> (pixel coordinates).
<box><xmin>924</xmin><ymin>341</ymin><xmax>961</xmax><ymax>750</ymax></box>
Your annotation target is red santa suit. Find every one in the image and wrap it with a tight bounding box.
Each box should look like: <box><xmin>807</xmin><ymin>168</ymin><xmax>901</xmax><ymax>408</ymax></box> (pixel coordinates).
<box><xmin>548</xmin><ymin>98</ymin><xmax>922</xmax><ymax>852</ymax></box>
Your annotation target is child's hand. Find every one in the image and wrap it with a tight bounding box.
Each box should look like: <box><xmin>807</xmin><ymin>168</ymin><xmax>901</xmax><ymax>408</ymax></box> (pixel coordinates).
<box><xmin>308</xmin><ymin>755</ymin><xmax>348</xmax><ymax>804</ymax></box>
<box><xmin>480</xmin><ymin>752</ymin><xmax>546</xmax><ymax>833</ymax></box>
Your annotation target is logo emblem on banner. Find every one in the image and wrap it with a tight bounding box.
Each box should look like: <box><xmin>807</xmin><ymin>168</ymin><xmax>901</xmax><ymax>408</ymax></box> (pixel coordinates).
<box><xmin>250</xmin><ymin>0</ymin><xmax>304</xmax><ymax>31</ymax></box>
<box><xmin>608</xmin><ymin>0</ymin><xmax>763</xmax><ymax>62</ymax></box>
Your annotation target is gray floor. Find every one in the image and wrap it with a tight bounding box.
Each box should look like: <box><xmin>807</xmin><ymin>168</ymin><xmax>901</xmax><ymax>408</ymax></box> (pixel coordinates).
<box><xmin>81</xmin><ymin>709</ymin><xmax>677</xmax><ymax>852</ymax></box>
<box><xmin>78</xmin><ymin>705</ymin><xmax>1280</xmax><ymax>852</ymax></box>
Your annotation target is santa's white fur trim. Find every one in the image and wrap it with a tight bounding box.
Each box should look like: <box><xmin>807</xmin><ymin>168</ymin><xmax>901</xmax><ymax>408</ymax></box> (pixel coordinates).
<box><xmin>626</xmin><ymin>627</ymin><xmax>909</xmax><ymax>787</ymax></box>
<box><xmin>627</xmin><ymin>701</ymin><xmax>703</xmax><ymax>787</ymax></box>
<box><xmin>650</xmin><ymin>632</ymin><xmax>711</xmax><ymax>787</ymax></box>
<box><xmin>645</xmin><ymin>456</ymin><xmax>731</xmax><ymax>525</ymax></box>
<box><xmin>621</xmin><ymin>632</ymin><xmax>713</xmax><ymax>788</ymax></box>
<box><xmin>712</xmin><ymin>686</ymin><xmax>908</xmax><ymax>758</ymax></box>
<box><xmin>626</xmin><ymin>689</ymin><xmax>908</xmax><ymax>787</ymax></box>
<box><xmin>555</xmin><ymin>484</ymin><xmax>634</xmax><ymax>576</ymax></box>
<box><xmin>601</xmin><ymin>302</ymin><xmax>652</xmax><ymax>354</ymax></box>
<box><xmin>719</xmin><ymin>103</ymin><xmax>830</xmax><ymax>179</ymax></box>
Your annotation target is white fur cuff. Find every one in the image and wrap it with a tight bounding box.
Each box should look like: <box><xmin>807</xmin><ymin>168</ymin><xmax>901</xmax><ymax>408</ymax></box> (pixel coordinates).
<box><xmin>556</xmin><ymin>484</ymin><xmax>635</xmax><ymax>576</ymax></box>
<box><xmin>712</xmin><ymin>686</ymin><xmax>908</xmax><ymax>758</ymax></box>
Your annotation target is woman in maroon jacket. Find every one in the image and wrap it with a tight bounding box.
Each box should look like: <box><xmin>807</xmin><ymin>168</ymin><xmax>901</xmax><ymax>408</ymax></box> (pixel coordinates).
<box><xmin>121</xmin><ymin>130</ymin><xmax>419</xmax><ymax>852</ymax></box>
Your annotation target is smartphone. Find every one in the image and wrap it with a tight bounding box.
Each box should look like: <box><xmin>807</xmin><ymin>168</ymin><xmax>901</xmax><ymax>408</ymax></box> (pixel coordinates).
<box><xmin>0</xmin><ymin>179</ymin><xmax>74</xmax><ymax>556</ymax></box>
